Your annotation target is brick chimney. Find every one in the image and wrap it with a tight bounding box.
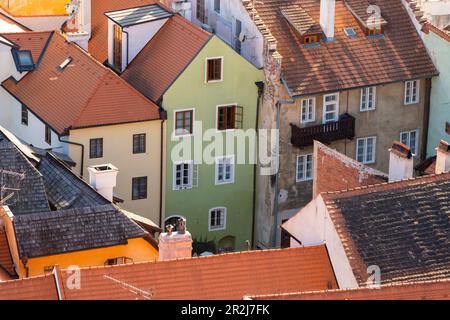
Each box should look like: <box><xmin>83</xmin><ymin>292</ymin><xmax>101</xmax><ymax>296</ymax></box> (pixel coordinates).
<box><xmin>388</xmin><ymin>141</ymin><xmax>414</xmax><ymax>182</ymax></box>
<box><xmin>158</xmin><ymin>218</ymin><xmax>192</xmax><ymax>261</ymax></box>
<box><xmin>435</xmin><ymin>140</ymin><xmax>450</xmax><ymax>174</ymax></box>
<box><xmin>320</xmin><ymin>0</ymin><xmax>336</xmax><ymax>40</ymax></box>
<box><xmin>87</xmin><ymin>164</ymin><xmax>118</xmax><ymax>202</ymax></box>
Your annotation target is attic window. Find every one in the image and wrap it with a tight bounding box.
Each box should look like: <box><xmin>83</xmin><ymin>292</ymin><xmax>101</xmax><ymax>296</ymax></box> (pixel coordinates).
<box><xmin>344</xmin><ymin>28</ymin><xmax>357</xmax><ymax>38</ymax></box>
<box><xmin>59</xmin><ymin>57</ymin><xmax>73</xmax><ymax>71</ymax></box>
<box><xmin>303</xmin><ymin>35</ymin><xmax>319</xmax><ymax>44</ymax></box>
<box><xmin>367</xmin><ymin>27</ymin><xmax>383</xmax><ymax>37</ymax></box>
<box><xmin>12</xmin><ymin>49</ymin><xmax>34</xmax><ymax>72</ymax></box>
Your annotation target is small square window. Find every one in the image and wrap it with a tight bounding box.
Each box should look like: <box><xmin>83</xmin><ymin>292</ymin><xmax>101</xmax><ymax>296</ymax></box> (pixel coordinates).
<box><xmin>173</xmin><ymin>161</ymin><xmax>193</xmax><ymax>190</ymax></box>
<box><xmin>344</xmin><ymin>28</ymin><xmax>357</xmax><ymax>38</ymax></box>
<box><xmin>12</xmin><ymin>49</ymin><xmax>34</xmax><ymax>72</ymax></box>
<box><xmin>360</xmin><ymin>87</ymin><xmax>376</xmax><ymax>111</ymax></box>
<box><xmin>217</xmin><ymin>105</ymin><xmax>243</xmax><ymax>130</ymax></box>
<box><xmin>404</xmin><ymin>80</ymin><xmax>420</xmax><ymax>105</ymax></box>
<box><xmin>215</xmin><ymin>156</ymin><xmax>235</xmax><ymax>185</ymax></box>
<box><xmin>132</xmin><ymin>177</ymin><xmax>147</xmax><ymax>200</ymax></box>
<box><xmin>133</xmin><ymin>134</ymin><xmax>146</xmax><ymax>154</ymax></box>
<box><xmin>89</xmin><ymin>138</ymin><xmax>103</xmax><ymax>159</ymax></box>
<box><xmin>301</xmin><ymin>98</ymin><xmax>315</xmax><ymax>123</ymax></box>
<box><xmin>206</xmin><ymin>57</ymin><xmax>223</xmax><ymax>82</ymax></box>
<box><xmin>296</xmin><ymin>154</ymin><xmax>313</xmax><ymax>182</ymax></box>
<box><xmin>356</xmin><ymin>137</ymin><xmax>376</xmax><ymax>164</ymax></box>
<box><xmin>209</xmin><ymin>207</ymin><xmax>226</xmax><ymax>231</ymax></box>
<box><xmin>174</xmin><ymin>110</ymin><xmax>194</xmax><ymax>136</ymax></box>
<box><xmin>400</xmin><ymin>130</ymin><xmax>419</xmax><ymax>155</ymax></box>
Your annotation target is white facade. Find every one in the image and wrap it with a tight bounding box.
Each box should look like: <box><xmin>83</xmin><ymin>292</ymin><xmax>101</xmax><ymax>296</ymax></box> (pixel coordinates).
<box><xmin>282</xmin><ymin>196</ymin><xmax>359</xmax><ymax>289</ymax></box>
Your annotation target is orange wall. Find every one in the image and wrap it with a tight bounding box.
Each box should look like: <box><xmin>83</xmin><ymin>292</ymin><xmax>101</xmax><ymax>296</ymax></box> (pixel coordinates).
<box><xmin>0</xmin><ymin>0</ymin><xmax>69</xmax><ymax>16</ymax></box>
<box><xmin>17</xmin><ymin>238</ymin><xmax>158</xmax><ymax>278</ymax></box>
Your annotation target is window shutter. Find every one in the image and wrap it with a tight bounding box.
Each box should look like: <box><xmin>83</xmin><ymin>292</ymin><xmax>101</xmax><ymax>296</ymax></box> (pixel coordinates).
<box><xmin>235</xmin><ymin>106</ymin><xmax>244</xmax><ymax>129</ymax></box>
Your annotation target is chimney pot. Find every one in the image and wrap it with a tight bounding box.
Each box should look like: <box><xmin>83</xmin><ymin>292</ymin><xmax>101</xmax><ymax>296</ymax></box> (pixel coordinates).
<box><xmin>388</xmin><ymin>141</ymin><xmax>414</xmax><ymax>182</ymax></box>
<box><xmin>435</xmin><ymin>140</ymin><xmax>450</xmax><ymax>174</ymax></box>
<box><xmin>320</xmin><ymin>0</ymin><xmax>336</xmax><ymax>40</ymax></box>
<box><xmin>158</xmin><ymin>221</ymin><xmax>192</xmax><ymax>261</ymax></box>
<box><xmin>177</xmin><ymin>218</ymin><xmax>186</xmax><ymax>234</ymax></box>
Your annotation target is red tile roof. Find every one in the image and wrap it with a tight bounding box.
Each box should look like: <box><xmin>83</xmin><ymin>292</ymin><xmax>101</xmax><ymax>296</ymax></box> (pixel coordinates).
<box><xmin>1</xmin><ymin>31</ymin><xmax>160</xmax><ymax>134</ymax></box>
<box><xmin>122</xmin><ymin>14</ymin><xmax>211</xmax><ymax>102</ymax></box>
<box><xmin>247</xmin><ymin>0</ymin><xmax>438</xmax><ymax>97</ymax></box>
<box><xmin>249</xmin><ymin>279</ymin><xmax>450</xmax><ymax>300</ymax></box>
<box><xmin>1</xmin><ymin>30</ymin><xmax>50</xmax><ymax>62</ymax></box>
<box><xmin>0</xmin><ymin>274</ymin><xmax>58</xmax><ymax>300</ymax></box>
<box><xmin>0</xmin><ymin>226</ymin><xmax>15</xmax><ymax>277</ymax></box>
<box><xmin>58</xmin><ymin>246</ymin><xmax>337</xmax><ymax>300</ymax></box>
<box><xmin>423</xmin><ymin>22</ymin><xmax>450</xmax><ymax>42</ymax></box>
<box><xmin>89</xmin><ymin>0</ymin><xmax>158</xmax><ymax>63</ymax></box>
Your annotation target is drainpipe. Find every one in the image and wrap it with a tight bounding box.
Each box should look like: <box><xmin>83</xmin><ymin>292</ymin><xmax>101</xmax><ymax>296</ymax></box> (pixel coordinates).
<box><xmin>272</xmin><ymin>98</ymin><xmax>295</xmax><ymax>248</ymax></box>
<box><xmin>421</xmin><ymin>78</ymin><xmax>432</xmax><ymax>160</ymax></box>
<box><xmin>59</xmin><ymin>136</ymin><xmax>84</xmax><ymax>178</ymax></box>
<box><xmin>251</xmin><ymin>81</ymin><xmax>264</xmax><ymax>248</ymax></box>
<box><xmin>159</xmin><ymin>109</ymin><xmax>168</xmax><ymax>228</ymax></box>
<box><xmin>122</xmin><ymin>29</ymin><xmax>130</xmax><ymax>68</ymax></box>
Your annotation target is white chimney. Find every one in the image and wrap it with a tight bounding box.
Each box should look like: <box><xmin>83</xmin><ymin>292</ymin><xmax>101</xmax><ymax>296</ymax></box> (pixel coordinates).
<box><xmin>388</xmin><ymin>141</ymin><xmax>414</xmax><ymax>182</ymax></box>
<box><xmin>320</xmin><ymin>0</ymin><xmax>336</xmax><ymax>40</ymax></box>
<box><xmin>64</xmin><ymin>0</ymin><xmax>92</xmax><ymax>51</ymax></box>
<box><xmin>159</xmin><ymin>218</ymin><xmax>192</xmax><ymax>261</ymax></box>
<box><xmin>435</xmin><ymin>140</ymin><xmax>450</xmax><ymax>174</ymax></box>
<box><xmin>87</xmin><ymin>164</ymin><xmax>119</xmax><ymax>202</ymax></box>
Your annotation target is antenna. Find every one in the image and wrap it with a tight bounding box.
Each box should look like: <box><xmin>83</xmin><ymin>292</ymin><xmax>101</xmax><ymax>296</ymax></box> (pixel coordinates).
<box><xmin>0</xmin><ymin>169</ymin><xmax>25</xmax><ymax>207</ymax></box>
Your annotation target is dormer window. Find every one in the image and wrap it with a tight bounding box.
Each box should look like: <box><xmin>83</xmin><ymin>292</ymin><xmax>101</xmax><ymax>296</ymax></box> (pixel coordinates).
<box><xmin>303</xmin><ymin>35</ymin><xmax>319</xmax><ymax>45</ymax></box>
<box><xmin>12</xmin><ymin>49</ymin><xmax>34</xmax><ymax>72</ymax></box>
<box><xmin>367</xmin><ymin>27</ymin><xmax>383</xmax><ymax>37</ymax></box>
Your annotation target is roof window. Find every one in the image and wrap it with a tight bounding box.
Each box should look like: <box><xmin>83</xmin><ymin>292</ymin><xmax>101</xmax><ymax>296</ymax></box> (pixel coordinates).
<box><xmin>344</xmin><ymin>28</ymin><xmax>357</xmax><ymax>38</ymax></box>
<box><xmin>58</xmin><ymin>57</ymin><xmax>73</xmax><ymax>71</ymax></box>
<box><xmin>12</xmin><ymin>49</ymin><xmax>35</xmax><ymax>72</ymax></box>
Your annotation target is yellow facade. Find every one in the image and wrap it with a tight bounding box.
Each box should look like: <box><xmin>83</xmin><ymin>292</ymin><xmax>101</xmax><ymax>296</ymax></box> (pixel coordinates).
<box><xmin>68</xmin><ymin>120</ymin><xmax>163</xmax><ymax>225</ymax></box>
<box><xmin>18</xmin><ymin>238</ymin><xmax>158</xmax><ymax>278</ymax></box>
<box><xmin>0</xmin><ymin>0</ymin><xmax>69</xmax><ymax>16</ymax></box>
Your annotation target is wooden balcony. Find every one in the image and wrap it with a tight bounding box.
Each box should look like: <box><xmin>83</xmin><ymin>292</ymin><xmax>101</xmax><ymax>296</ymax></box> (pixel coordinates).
<box><xmin>290</xmin><ymin>113</ymin><xmax>355</xmax><ymax>148</ymax></box>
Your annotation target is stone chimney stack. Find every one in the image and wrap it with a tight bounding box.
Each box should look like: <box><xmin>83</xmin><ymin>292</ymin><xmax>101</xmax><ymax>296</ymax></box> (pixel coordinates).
<box><xmin>388</xmin><ymin>141</ymin><xmax>414</xmax><ymax>182</ymax></box>
<box><xmin>320</xmin><ymin>0</ymin><xmax>336</xmax><ymax>40</ymax></box>
<box><xmin>435</xmin><ymin>140</ymin><xmax>450</xmax><ymax>174</ymax></box>
<box><xmin>159</xmin><ymin>218</ymin><xmax>192</xmax><ymax>261</ymax></box>
<box><xmin>87</xmin><ymin>164</ymin><xmax>119</xmax><ymax>202</ymax></box>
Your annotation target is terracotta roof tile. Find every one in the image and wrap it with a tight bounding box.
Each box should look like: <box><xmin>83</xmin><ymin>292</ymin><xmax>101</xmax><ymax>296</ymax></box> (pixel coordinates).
<box><xmin>0</xmin><ymin>30</ymin><xmax>51</xmax><ymax>63</ymax></box>
<box><xmin>1</xmin><ymin>32</ymin><xmax>160</xmax><ymax>134</ymax></box>
<box><xmin>59</xmin><ymin>246</ymin><xmax>337</xmax><ymax>300</ymax></box>
<box><xmin>0</xmin><ymin>226</ymin><xmax>15</xmax><ymax>277</ymax></box>
<box><xmin>249</xmin><ymin>279</ymin><xmax>450</xmax><ymax>300</ymax></box>
<box><xmin>122</xmin><ymin>14</ymin><xmax>211</xmax><ymax>102</ymax></box>
<box><xmin>0</xmin><ymin>274</ymin><xmax>58</xmax><ymax>300</ymax></box>
<box><xmin>251</xmin><ymin>0</ymin><xmax>438</xmax><ymax>96</ymax></box>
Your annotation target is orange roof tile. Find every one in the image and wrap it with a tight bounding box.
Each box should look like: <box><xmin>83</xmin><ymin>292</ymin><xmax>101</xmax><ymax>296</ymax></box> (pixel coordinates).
<box><xmin>0</xmin><ymin>226</ymin><xmax>15</xmax><ymax>277</ymax></box>
<box><xmin>249</xmin><ymin>0</ymin><xmax>438</xmax><ymax>97</ymax></box>
<box><xmin>59</xmin><ymin>246</ymin><xmax>337</xmax><ymax>300</ymax></box>
<box><xmin>0</xmin><ymin>274</ymin><xmax>58</xmax><ymax>300</ymax></box>
<box><xmin>89</xmin><ymin>0</ymin><xmax>158</xmax><ymax>63</ymax></box>
<box><xmin>249</xmin><ymin>279</ymin><xmax>450</xmax><ymax>300</ymax></box>
<box><xmin>0</xmin><ymin>30</ymin><xmax>50</xmax><ymax>63</ymax></box>
<box><xmin>122</xmin><ymin>14</ymin><xmax>211</xmax><ymax>102</ymax></box>
<box><xmin>1</xmin><ymin>31</ymin><xmax>160</xmax><ymax>134</ymax></box>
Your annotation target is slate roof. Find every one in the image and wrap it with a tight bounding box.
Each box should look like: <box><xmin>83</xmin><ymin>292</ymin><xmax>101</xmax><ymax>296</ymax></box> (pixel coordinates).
<box><xmin>13</xmin><ymin>204</ymin><xmax>148</xmax><ymax>259</ymax></box>
<box><xmin>1</xmin><ymin>31</ymin><xmax>161</xmax><ymax>135</ymax></box>
<box><xmin>322</xmin><ymin>173</ymin><xmax>450</xmax><ymax>286</ymax></box>
<box><xmin>105</xmin><ymin>3</ymin><xmax>172</xmax><ymax>27</ymax></box>
<box><xmin>247</xmin><ymin>0</ymin><xmax>438</xmax><ymax>97</ymax></box>
<box><xmin>122</xmin><ymin>14</ymin><xmax>212</xmax><ymax>102</ymax></box>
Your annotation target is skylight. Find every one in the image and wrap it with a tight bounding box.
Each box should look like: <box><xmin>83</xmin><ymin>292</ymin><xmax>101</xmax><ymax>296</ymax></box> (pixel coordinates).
<box><xmin>59</xmin><ymin>57</ymin><xmax>73</xmax><ymax>71</ymax></box>
<box><xmin>344</xmin><ymin>28</ymin><xmax>357</xmax><ymax>38</ymax></box>
<box><xmin>12</xmin><ymin>49</ymin><xmax>35</xmax><ymax>72</ymax></box>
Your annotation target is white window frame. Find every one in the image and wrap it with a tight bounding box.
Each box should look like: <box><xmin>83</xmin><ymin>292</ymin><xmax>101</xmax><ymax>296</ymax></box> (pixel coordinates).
<box><xmin>173</xmin><ymin>160</ymin><xmax>194</xmax><ymax>190</ymax></box>
<box><xmin>215</xmin><ymin>155</ymin><xmax>235</xmax><ymax>185</ymax></box>
<box><xmin>296</xmin><ymin>154</ymin><xmax>313</xmax><ymax>182</ymax></box>
<box><xmin>404</xmin><ymin>80</ymin><xmax>420</xmax><ymax>105</ymax></box>
<box><xmin>400</xmin><ymin>130</ymin><xmax>419</xmax><ymax>156</ymax></box>
<box><xmin>360</xmin><ymin>86</ymin><xmax>376</xmax><ymax>111</ymax></box>
<box><xmin>356</xmin><ymin>136</ymin><xmax>377</xmax><ymax>164</ymax></box>
<box><xmin>173</xmin><ymin>108</ymin><xmax>195</xmax><ymax>138</ymax></box>
<box><xmin>323</xmin><ymin>93</ymin><xmax>339</xmax><ymax>123</ymax></box>
<box><xmin>205</xmin><ymin>56</ymin><xmax>224</xmax><ymax>83</ymax></box>
<box><xmin>300</xmin><ymin>98</ymin><xmax>316</xmax><ymax>124</ymax></box>
<box><xmin>208</xmin><ymin>207</ymin><xmax>227</xmax><ymax>231</ymax></box>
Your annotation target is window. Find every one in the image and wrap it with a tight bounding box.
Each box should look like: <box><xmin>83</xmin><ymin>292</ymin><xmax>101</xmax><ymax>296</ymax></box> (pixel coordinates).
<box><xmin>214</xmin><ymin>0</ymin><xmax>220</xmax><ymax>13</ymax></box>
<box><xmin>209</xmin><ymin>207</ymin><xmax>226</xmax><ymax>231</ymax></box>
<box><xmin>356</xmin><ymin>137</ymin><xmax>376</xmax><ymax>164</ymax></box>
<box><xmin>173</xmin><ymin>161</ymin><xmax>193</xmax><ymax>190</ymax></box>
<box><xmin>217</xmin><ymin>105</ymin><xmax>243</xmax><ymax>130</ymax></box>
<box><xmin>43</xmin><ymin>265</ymin><xmax>54</xmax><ymax>274</ymax></box>
<box><xmin>206</xmin><ymin>57</ymin><xmax>223</xmax><ymax>82</ymax></box>
<box><xmin>12</xmin><ymin>49</ymin><xmax>34</xmax><ymax>72</ymax></box>
<box><xmin>21</xmin><ymin>105</ymin><xmax>28</xmax><ymax>126</ymax></box>
<box><xmin>89</xmin><ymin>138</ymin><xmax>103</xmax><ymax>159</ymax></box>
<box><xmin>400</xmin><ymin>130</ymin><xmax>419</xmax><ymax>155</ymax></box>
<box><xmin>344</xmin><ymin>28</ymin><xmax>357</xmax><ymax>38</ymax></box>
<box><xmin>174</xmin><ymin>109</ymin><xmax>194</xmax><ymax>136</ymax></box>
<box><xmin>296</xmin><ymin>154</ymin><xmax>313</xmax><ymax>182</ymax></box>
<box><xmin>323</xmin><ymin>93</ymin><xmax>339</xmax><ymax>123</ymax></box>
<box><xmin>133</xmin><ymin>134</ymin><xmax>146</xmax><ymax>154</ymax></box>
<box><xmin>45</xmin><ymin>125</ymin><xmax>51</xmax><ymax>145</ymax></box>
<box><xmin>113</xmin><ymin>24</ymin><xmax>122</xmax><ymax>71</ymax></box>
<box><xmin>197</xmin><ymin>0</ymin><xmax>206</xmax><ymax>23</ymax></box>
<box><xmin>303</xmin><ymin>35</ymin><xmax>319</xmax><ymax>44</ymax></box>
<box><xmin>132</xmin><ymin>177</ymin><xmax>147</xmax><ymax>200</ymax></box>
<box><xmin>105</xmin><ymin>257</ymin><xmax>133</xmax><ymax>266</ymax></box>
<box><xmin>367</xmin><ymin>27</ymin><xmax>383</xmax><ymax>36</ymax></box>
<box><xmin>404</xmin><ymin>80</ymin><xmax>420</xmax><ymax>105</ymax></box>
<box><xmin>215</xmin><ymin>156</ymin><xmax>235</xmax><ymax>185</ymax></box>
<box><xmin>301</xmin><ymin>98</ymin><xmax>315</xmax><ymax>123</ymax></box>
<box><xmin>360</xmin><ymin>87</ymin><xmax>376</xmax><ymax>111</ymax></box>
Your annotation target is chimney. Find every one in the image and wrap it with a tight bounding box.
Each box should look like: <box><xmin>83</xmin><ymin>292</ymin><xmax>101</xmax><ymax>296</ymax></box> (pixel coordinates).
<box><xmin>320</xmin><ymin>0</ymin><xmax>336</xmax><ymax>40</ymax></box>
<box><xmin>435</xmin><ymin>140</ymin><xmax>450</xmax><ymax>174</ymax></box>
<box><xmin>388</xmin><ymin>141</ymin><xmax>414</xmax><ymax>182</ymax></box>
<box><xmin>64</xmin><ymin>0</ymin><xmax>92</xmax><ymax>51</ymax></box>
<box><xmin>159</xmin><ymin>218</ymin><xmax>192</xmax><ymax>261</ymax></box>
<box><xmin>87</xmin><ymin>164</ymin><xmax>119</xmax><ymax>202</ymax></box>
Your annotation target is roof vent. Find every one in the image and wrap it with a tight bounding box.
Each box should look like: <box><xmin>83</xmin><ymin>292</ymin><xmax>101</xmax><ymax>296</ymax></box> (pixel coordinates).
<box><xmin>58</xmin><ymin>57</ymin><xmax>73</xmax><ymax>71</ymax></box>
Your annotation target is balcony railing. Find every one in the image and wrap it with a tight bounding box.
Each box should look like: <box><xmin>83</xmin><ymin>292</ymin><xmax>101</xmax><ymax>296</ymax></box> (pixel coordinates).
<box><xmin>290</xmin><ymin>113</ymin><xmax>355</xmax><ymax>148</ymax></box>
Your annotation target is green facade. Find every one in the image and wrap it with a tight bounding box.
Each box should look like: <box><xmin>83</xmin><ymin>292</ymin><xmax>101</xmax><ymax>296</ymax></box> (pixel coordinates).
<box><xmin>162</xmin><ymin>36</ymin><xmax>263</xmax><ymax>253</ymax></box>
<box><xmin>424</xmin><ymin>30</ymin><xmax>450</xmax><ymax>157</ymax></box>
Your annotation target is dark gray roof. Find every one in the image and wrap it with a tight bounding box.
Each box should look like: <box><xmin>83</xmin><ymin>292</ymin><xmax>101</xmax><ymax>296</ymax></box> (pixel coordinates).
<box><xmin>39</xmin><ymin>153</ymin><xmax>109</xmax><ymax>210</ymax></box>
<box><xmin>324</xmin><ymin>173</ymin><xmax>450</xmax><ymax>285</ymax></box>
<box><xmin>14</xmin><ymin>204</ymin><xmax>148</xmax><ymax>258</ymax></box>
<box><xmin>105</xmin><ymin>4</ymin><xmax>172</xmax><ymax>27</ymax></box>
<box><xmin>0</xmin><ymin>135</ymin><xmax>50</xmax><ymax>215</ymax></box>
<box><xmin>28</xmin><ymin>144</ymin><xmax>76</xmax><ymax>167</ymax></box>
